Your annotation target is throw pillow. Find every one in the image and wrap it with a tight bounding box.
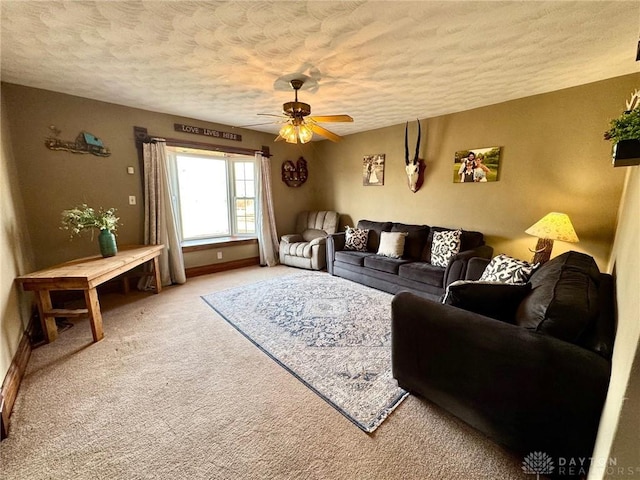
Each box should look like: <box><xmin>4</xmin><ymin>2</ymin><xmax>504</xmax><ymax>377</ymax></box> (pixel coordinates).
<box><xmin>430</xmin><ymin>229</ymin><xmax>462</xmax><ymax>267</ymax></box>
<box><xmin>479</xmin><ymin>254</ymin><xmax>539</xmax><ymax>284</ymax></box>
<box><xmin>344</xmin><ymin>226</ymin><xmax>369</xmax><ymax>252</ymax></box>
<box><xmin>443</xmin><ymin>280</ymin><xmax>532</xmax><ymax>323</ymax></box>
<box><xmin>377</xmin><ymin>231</ymin><xmax>408</xmax><ymax>258</ymax></box>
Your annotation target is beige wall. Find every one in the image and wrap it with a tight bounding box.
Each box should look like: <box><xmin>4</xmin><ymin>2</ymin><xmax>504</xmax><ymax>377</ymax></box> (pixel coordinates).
<box><xmin>1</xmin><ymin>83</ymin><xmax>319</xmax><ymax>270</ymax></box>
<box><xmin>314</xmin><ymin>74</ymin><xmax>639</xmax><ymax>270</ymax></box>
<box><xmin>0</xmin><ymin>88</ymin><xmax>35</xmax><ymax>379</ymax></box>
<box><xmin>590</xmin><ymin>165</ymin><xmax>640</xmax><ymax>479</ymax></box>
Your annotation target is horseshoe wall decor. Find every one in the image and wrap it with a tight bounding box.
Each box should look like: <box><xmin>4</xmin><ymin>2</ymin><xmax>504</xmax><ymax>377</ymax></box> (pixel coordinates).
<box><xmin>282</xmin><ymin>157</ymin><xmax>308</xmax><ymax>187</ymax></box>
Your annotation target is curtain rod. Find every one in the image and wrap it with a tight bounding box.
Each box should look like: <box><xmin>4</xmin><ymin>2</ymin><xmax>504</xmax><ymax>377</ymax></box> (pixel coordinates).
<box><xmin>133</xmin><ymin>126</ymin><xmax>271</xmax><ymax>157</ymax></box>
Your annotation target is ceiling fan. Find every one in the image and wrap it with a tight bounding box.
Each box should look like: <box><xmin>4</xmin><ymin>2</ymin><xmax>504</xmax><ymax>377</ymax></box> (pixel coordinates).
<box><xmin>257</xmin><ymin>79</ymin><xmax>353</xmax><ymax>144</ymax></box>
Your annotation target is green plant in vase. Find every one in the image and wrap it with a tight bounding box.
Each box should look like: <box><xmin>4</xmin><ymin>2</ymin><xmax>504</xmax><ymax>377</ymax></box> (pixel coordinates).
<box><xmin>60</xmin><ymin>203</ymin><xmax>120</xmax><ymax>257</ymax></box>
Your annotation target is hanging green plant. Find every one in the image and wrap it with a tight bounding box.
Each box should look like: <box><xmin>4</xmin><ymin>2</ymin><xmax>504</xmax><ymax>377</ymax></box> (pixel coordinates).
<box><xmin>604</xmin><ymin>89</ymin><xmax>640</xmax><ymax>143</ymax></box>
<box><xmin>604</xmin><ymin>106</ymin><xmax>640</xmax><ymax>143</ymax></box>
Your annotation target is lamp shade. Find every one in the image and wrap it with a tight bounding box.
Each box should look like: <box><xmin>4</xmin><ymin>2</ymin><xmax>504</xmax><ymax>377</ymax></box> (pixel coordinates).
<box><xmin>525</xmin><ymin>212</ymin><xmax>579</xmax><ymax>243</ymax></box>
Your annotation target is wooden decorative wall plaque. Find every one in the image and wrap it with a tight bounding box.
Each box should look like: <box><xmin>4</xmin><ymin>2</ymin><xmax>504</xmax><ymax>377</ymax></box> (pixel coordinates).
<box><xmin>282</xmin><ymin>157</ymin><xmax>308</xmax><ymax>187</ymax></box>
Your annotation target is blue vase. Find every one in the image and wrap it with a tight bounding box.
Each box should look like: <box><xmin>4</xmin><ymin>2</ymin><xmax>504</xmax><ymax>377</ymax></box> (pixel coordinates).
<box><xmin>98</xmin><ymin>229</ymin><xmax>117</xmax><ymax>257</ymax></box>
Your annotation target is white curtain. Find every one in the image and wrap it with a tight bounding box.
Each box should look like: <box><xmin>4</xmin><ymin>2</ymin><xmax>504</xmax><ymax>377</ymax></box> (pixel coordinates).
<box><xmin>138</xmin><ymin>140</ymin><xmax>187</xmax><ymax>288</ymax></box>
<box><xmin>256</xmin><ymin>151</ymin><xmax>279</xmax><ymax>266</ymax></box>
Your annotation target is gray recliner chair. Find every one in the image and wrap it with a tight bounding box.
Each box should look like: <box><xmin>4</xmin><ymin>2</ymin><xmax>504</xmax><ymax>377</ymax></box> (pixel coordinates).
<box><xmin>279</xmin><ymin>211</ymin><xmax>340</xmax><ymax>270</ymax></box>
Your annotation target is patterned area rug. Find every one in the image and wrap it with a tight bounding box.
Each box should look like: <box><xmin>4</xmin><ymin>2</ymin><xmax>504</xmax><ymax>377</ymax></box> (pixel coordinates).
<box><xmin>202</xmin><ymin>271</ymin><xmax>408</xmax><ymax>433</ymax></box>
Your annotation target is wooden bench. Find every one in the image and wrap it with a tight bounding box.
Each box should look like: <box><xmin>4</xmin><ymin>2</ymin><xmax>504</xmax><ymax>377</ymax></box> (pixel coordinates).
<box><xmin>16</xmin><ymin>245</ymin><xmax>164</xmax><ymax>343</ymax></box>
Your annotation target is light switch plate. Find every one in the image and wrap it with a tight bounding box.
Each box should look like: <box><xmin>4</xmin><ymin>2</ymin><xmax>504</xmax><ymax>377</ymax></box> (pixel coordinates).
<box><xmin>128</xmin><ymin>196</ymin><xmax>136</xmax><ymax>205</ymax></box>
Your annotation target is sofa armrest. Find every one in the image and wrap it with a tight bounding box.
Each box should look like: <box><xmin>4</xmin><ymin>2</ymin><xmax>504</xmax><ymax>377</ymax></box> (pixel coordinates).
<box><xmin>391</xmin><ymin>291</ymin><xmax>610</xmax><ymax>459</ymax></box>
<box><xmin>308</xmin><ymin>237</ymin><xmax>326</xmax><ymax>247</ymax></box>
<box><xmin>443</xmin><ymin>244</ymin><xmax>493</xmax><ymax>288</ymax></box>
<box><xmin>466</xmin><ymin>257</ymin><xmax>491</xmax><ymax>280</ymax></box>
<box><xmin>326</xmin><ymin>232</ymin><xmax>346</xmax><ymax>275</ymax></box>
<box><xmin>281</xmin><ymin>234</ymin><xmax>303</xmax><ymax>244</ymax></box>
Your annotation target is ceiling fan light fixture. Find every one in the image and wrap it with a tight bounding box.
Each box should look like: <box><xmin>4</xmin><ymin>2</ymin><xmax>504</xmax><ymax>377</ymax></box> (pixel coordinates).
<box><xmin>279</xmin><ymin>123</ymin><xmax>298</xmax><ymax>143</ymax></box>
<box><xmin>298</xmin><ymin>124</ymin><xmax>313</xmax><ymax>143</ymax></box>
<box><xmin>278</xmin><ymin>121</ymin><xmax>314</xmax><ymax>144</ymax></box>
<box><xmin>267</xmin><ymin>77</ymin><xmax>351</xmax><ymax>143</ymax></box>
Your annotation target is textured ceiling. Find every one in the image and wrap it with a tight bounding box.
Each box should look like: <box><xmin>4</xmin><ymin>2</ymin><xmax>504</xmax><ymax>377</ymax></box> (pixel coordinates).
<box><xmin>1</xmin><ymin>1</ymin><xmax>639</xmax><ymax>140</ymax></box>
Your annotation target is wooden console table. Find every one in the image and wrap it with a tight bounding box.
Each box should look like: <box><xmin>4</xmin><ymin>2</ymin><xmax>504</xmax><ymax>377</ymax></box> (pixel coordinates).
<box><xmin>16</xmin><ymin>244</ymin><xmax>164</xmax><ymax>344</ymax></box>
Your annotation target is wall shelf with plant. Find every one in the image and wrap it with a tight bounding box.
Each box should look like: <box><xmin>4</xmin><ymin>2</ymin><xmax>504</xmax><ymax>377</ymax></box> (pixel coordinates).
<box><xmin>604</xmin><ymin>89</ymin><xmax>640</xmax><ymax>167</ymax></box>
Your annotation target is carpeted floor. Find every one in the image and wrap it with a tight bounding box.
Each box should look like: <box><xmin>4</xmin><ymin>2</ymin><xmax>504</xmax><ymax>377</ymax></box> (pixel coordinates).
<box><xmin>0</xmin><ymin>266</ymin><xmax>527</xmax><ymax>479</ymax></box>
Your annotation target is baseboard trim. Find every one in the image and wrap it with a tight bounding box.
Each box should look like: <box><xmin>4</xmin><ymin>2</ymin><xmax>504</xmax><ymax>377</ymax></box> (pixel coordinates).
<box><xmin>185</xmin><ymin>257</ymin><xmax>260</xmax><ymax>278</ymax></box>
<box><xmin>0</xmin><ymin>316</ymin><xmax>34</xmax><ymax>440</ymax></box>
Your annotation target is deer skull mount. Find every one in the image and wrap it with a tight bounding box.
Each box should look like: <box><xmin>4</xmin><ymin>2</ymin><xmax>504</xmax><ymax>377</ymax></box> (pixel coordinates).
<box><xmin>405</xmin><ymin>120</ymin><xmax>425</xmax><ymax>193</ymax></box>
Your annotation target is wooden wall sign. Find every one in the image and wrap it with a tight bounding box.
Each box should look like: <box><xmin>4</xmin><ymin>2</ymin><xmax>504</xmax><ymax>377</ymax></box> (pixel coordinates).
<box><xmin>45</xmin><ymin>126</ymin><xmax>111</xmax><ymax>157</ymax></box>
<box><xmin>174</xmin><ymin>123</ymin><xmax>242</xmax><ymax>142</ymax></box>
<box><xmin>282</xmin><ymin>157</ymin><xmax>308</xmax><ymax>187</ymax></box>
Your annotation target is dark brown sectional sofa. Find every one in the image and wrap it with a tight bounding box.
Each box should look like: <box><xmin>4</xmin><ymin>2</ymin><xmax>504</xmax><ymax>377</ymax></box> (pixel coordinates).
<box><xmin>391</xmin><ymin>251</ymin><xmax>615</xmax><ymax>475</ymax></box>
<box><xmin>326</xmin><ymin>219</ymin><xmax>493</xmax><ymax>301</ymax></box>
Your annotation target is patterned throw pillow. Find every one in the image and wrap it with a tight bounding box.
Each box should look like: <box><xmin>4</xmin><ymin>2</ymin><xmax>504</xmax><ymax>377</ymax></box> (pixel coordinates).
<box><xmin>377</xmin><ymin>231</ymin><xmax>408</xmax><ymax>258</ymax></box>
<box><xmin>344</xmin><ymin>226</ymin><xmax>369</xmax><ymax>252</ymax></box>
<box><xmin>479</xmin><ymin>254</ymin><xmax>539</xmax><ymax>284</ymax></box>
<box><xmin>430</xmin><ymin>230</ymin><xmax>462</xmax><ymax>267</ymax></box>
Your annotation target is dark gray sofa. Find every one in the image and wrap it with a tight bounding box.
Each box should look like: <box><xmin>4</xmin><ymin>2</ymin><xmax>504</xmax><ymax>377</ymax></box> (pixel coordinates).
<box><xmin>327</xmin><ymin>219</ymin><xmax>493</xmax><ymax>301</ymax></box>
<box><xmin>391</xmin><ymin>251</ymin><xmax>616</xmax><ymax>474</ymax></box>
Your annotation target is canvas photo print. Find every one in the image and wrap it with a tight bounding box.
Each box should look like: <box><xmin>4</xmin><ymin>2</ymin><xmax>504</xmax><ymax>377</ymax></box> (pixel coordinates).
<box><xmin>453</xmin><ymin>147</ymin><xmax>501</xmax><ymax>183</ymax></box>
<box><xmin>363</xmin><ymin>154</ymin><xmax>385</xmax><ymax>186</ymax></box>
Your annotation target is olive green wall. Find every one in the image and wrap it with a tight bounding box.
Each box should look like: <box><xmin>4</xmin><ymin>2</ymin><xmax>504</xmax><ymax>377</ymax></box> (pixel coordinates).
<box><xmin>0</xmin><ymin>89</ymin><xmax>35</xmax><ymax>380</ymax></box>
<box><xmin>1</xmin><ymin>83</ymin><xmax>319</xmax><ymax>270</ymax></box>
<box><xmin>314</xmin><ymin>74</ymin><xmax>639</xmax><ymax>270</ymax></box>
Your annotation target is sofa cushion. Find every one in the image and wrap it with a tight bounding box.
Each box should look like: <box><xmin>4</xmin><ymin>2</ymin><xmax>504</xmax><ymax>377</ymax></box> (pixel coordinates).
<box><xmin>398</xmin><ymin>262</ymin><xmax>445</xmax><ymax>287</ymax></box>
<box><xmin>479</xmin><ymin>254</ymin><xmax>538</xmax><ymax>284</ymax></box>
<box><xmin>364</xmin><ymin>255</ymin><xmax>410</xmax><ymax>274</ymax></box>
<box><xmin>391</xmin><ymin>223</ymin><xmax>430</xmax><ymax>260</ymax></box>
<box><xmin>344</xmin><ymin>226</ymin><xmax>369</xmax><ymax>252</ymax></box>
<box><xmin>377</xmin><ymin>231</ymin><xmax>408</xmax><ymax>258</ymax></box>
<box><xmin>430</xmin><ymin>229</ymin><xmax>462</xmax><ymax>267</ymax></box>
<box><xmin>302</xmin><ymin>228</ymin><xmax>327</xmax><ymax>242</ymax></box>
<box><xmin>334</xmin><ymin>250</ymin><xmax>372</xmax><ymax>266</ymax></box>
<box><xmin>515</xmin><ymin>251</ymin><xmax>600</xmax><ymax>343</ymax></box>
<box><xmin>459</xmin><ymin>230</ymin><xmax>485</xmax><ymax>251</ymax></box>
<box><xmin>443</xmin><ymin>280</ymin><xmax>532</xmax><ymax>323</ymax></box>
<box><xmin>357</xmin><ymin>220</ymin><xmax>393</xmax><ymax>252</ymax></box>
<box><xmin>296</xmin><ymin>211</ymin><xmax>339</xmax><ymax>234</ymax></box>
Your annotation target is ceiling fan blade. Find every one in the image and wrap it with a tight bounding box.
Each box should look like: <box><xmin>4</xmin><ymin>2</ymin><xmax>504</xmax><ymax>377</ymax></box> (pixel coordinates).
<box><xmin>257</xmin><ymin>113</ymin><xmax>289</xmax><ymax>118</ymax></box>
<box><xmin>309</xmin><ymin>123</ymin><xmax>342</xmax><ymax>142</ymax></box>
<box><xmin>308</xmin><ymin>115</ymin><xmax>353</xmax><ymax>123</ymax></box>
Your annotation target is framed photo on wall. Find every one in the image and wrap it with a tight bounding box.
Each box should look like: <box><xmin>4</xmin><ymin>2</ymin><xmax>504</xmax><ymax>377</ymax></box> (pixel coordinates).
<box><xmin>453</xmin><ymin>147</ymin><xmax>501</xmax><ymax>183</ymax></box>
<box><xmin>363</xmin><ymin>154</ymin><xmax>385</xmax><ymax>186</ymax></box>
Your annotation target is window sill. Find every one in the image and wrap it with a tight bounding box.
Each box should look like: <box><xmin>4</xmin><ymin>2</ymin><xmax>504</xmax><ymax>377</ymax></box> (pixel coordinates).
<box><xmin>182</xmin><ymin>237</ymin><xmax>258</xmax><ymax>253</ymax></box>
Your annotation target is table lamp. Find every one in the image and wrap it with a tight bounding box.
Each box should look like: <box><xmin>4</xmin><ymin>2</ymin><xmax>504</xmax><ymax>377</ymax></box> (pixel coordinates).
<box><xmin>525</xmin><ymin>212</ymin><xmax>579</xmax><ymax>264</ymax></box>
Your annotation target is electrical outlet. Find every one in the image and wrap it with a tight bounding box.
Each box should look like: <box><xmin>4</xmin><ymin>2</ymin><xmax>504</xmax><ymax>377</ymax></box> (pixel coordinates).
<box><xmin>128</xmin><ymin>195</ymin><xmax>136</xmax><ymax>205</ymax></box>
<box><xmin>216</xmin><ymin>251</ymin><xmax>223</xmax><ymax>260</ymax></box>
<box><xmin>127</xmin><ymin>166</ymin><xmax>135</xmax><ymax>175</ymax></box>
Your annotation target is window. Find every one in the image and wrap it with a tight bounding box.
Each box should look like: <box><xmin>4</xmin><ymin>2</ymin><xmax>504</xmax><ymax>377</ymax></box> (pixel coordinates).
<box><xmin>167</xmin><ymin>147</ymin><xmax>257</xmax><ymax>242</ymax></box>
